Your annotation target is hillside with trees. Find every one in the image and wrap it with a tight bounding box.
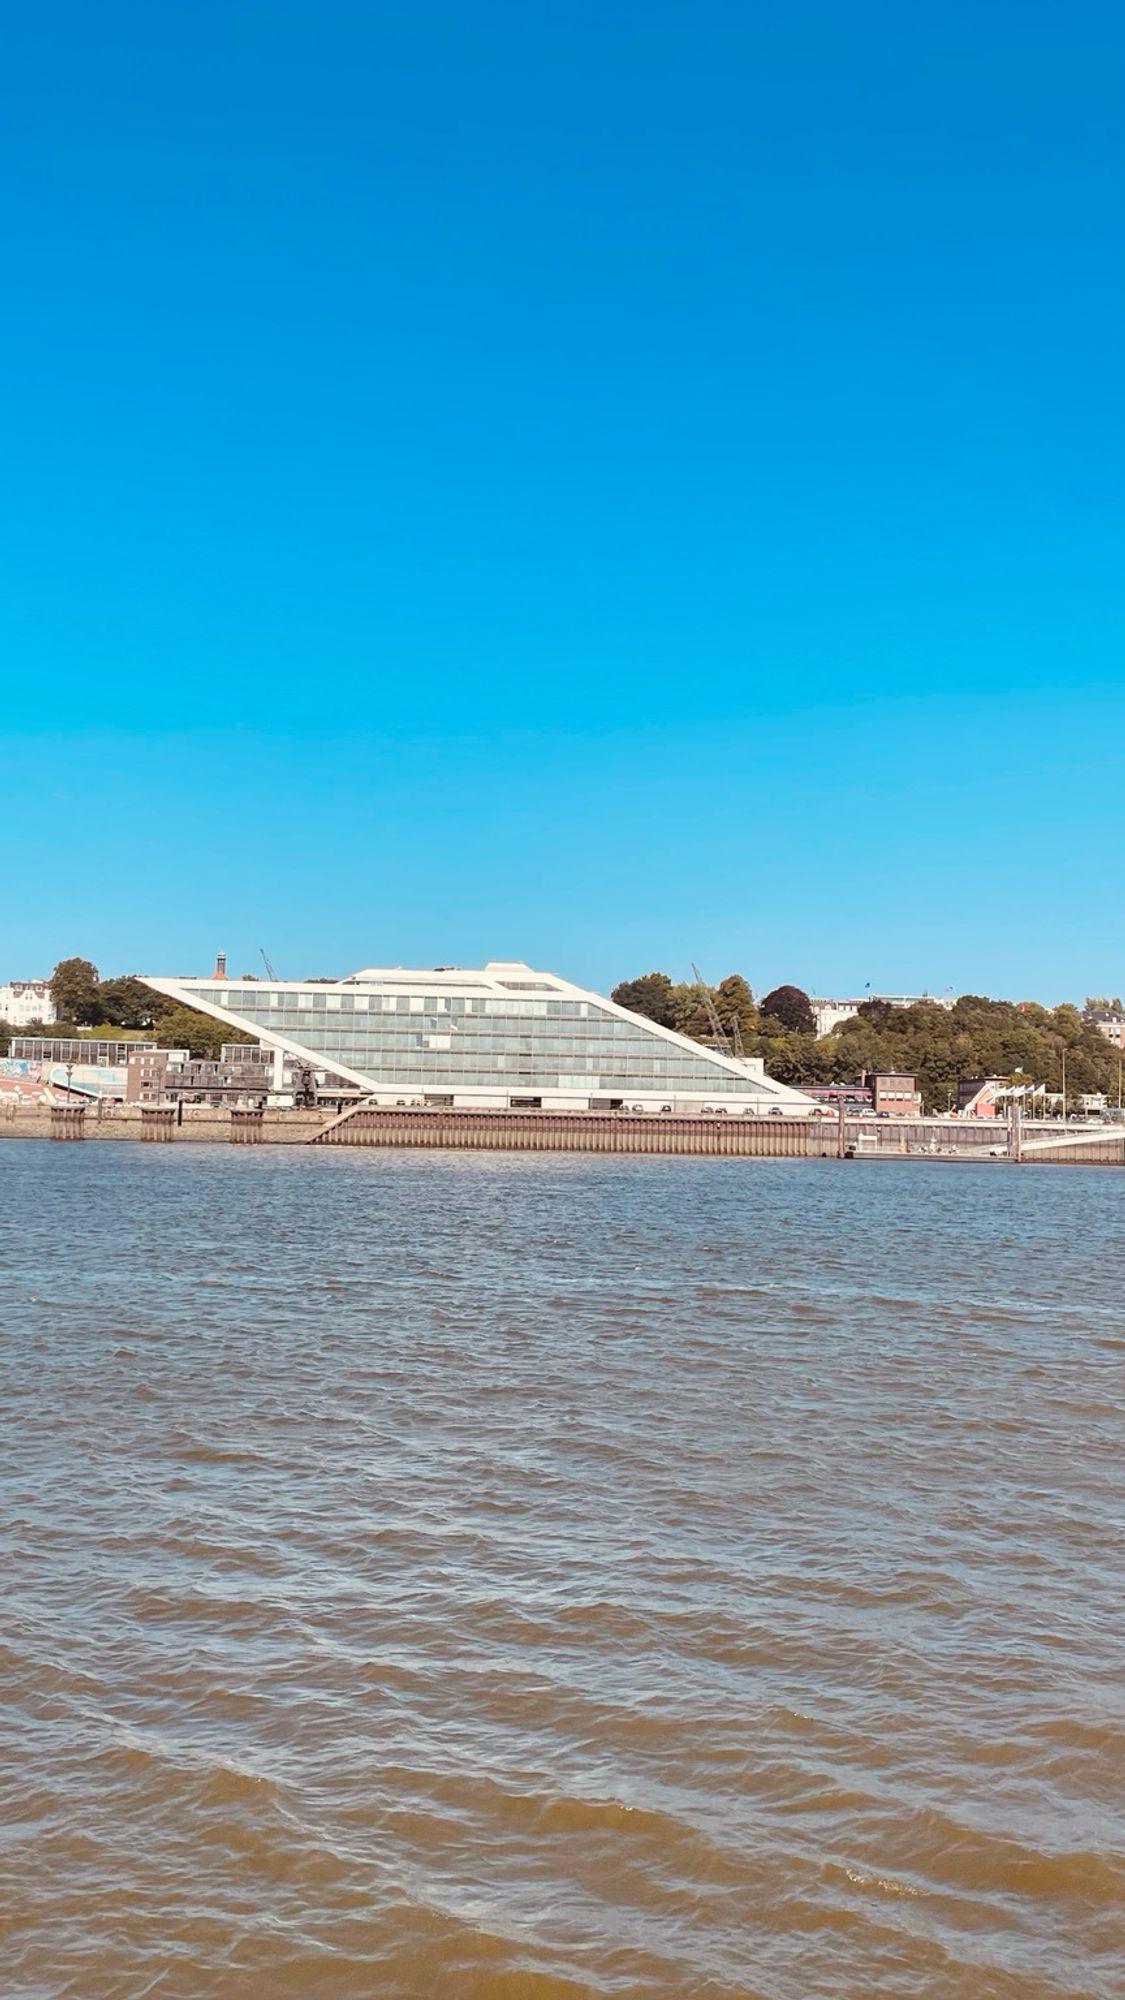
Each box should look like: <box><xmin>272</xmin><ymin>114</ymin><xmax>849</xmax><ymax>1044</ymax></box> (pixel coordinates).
<box><xmin>610</xmin><ymin>972</ymin><xmax>1124</xmax><ymax>1111</ymax></box>
<box><xmin>823</xmin><ymin>995</ymin><xmax>1121</xmax><ymax>1112</ymax></box>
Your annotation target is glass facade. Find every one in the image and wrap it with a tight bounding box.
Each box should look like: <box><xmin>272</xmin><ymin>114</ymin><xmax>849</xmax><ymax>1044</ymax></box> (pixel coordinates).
<box><xmin>11</xmin><ymin>1037</ymin><xmax>160</xmax><ymax>1067</ymax></box>
<box><xmin>146</xmin><ymin>964</ymin><xmax>811</xmax><ymax>1111</ymax></box>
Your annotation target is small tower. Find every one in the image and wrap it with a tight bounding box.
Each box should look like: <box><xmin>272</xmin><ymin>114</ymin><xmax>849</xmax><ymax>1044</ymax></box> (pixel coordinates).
<box><xmin>213</xmin><ymin>950</ymin><xmax>227</xmax><ymax>981</ymax></box>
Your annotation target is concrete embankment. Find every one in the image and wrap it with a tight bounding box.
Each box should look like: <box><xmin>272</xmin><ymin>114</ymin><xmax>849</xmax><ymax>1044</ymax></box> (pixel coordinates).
<box><xmin>0</xmin><ymin>1103</ymin><xmax>329</xmax><ymax>1144</ymax></box>
<box><xmin>1</xmin><ymin>1099</ymin><xmax>1122</xmax><ymax>1163</ymax></box>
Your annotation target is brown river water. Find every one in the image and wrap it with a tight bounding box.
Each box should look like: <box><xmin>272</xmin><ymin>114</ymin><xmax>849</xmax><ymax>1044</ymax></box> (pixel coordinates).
<box><xmin>2</xmin><ymin>1146</ymin><xmax>1123</xmax><ymax>1999</ymax></box>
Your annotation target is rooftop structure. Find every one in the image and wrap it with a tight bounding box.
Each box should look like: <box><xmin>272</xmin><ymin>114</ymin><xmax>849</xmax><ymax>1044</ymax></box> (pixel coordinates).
<box><xmin>141</xmin><ymin>961</ymin><xmax>818</xmax><ymax>1115</ymax></box>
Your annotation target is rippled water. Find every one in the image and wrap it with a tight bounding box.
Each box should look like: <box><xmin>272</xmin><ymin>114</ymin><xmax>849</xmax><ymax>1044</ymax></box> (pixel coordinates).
<box><xmin>2</xmin><ymin>1146</ymin><xmax>1124</xmax><ymax>1999</ymax></box>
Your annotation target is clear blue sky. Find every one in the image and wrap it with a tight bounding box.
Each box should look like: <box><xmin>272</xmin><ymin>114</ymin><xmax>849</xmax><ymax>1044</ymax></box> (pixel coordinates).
<box><xmin>3</xmin><ymin>4</ymin><xmax>1122</xmax><ymax>1001</ymax></box>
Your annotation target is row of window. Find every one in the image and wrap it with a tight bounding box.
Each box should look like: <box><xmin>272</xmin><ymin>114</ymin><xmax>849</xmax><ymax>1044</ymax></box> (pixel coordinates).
<box><xmin>285</xmin><ymin>1031</ymin><xmax>742</xmax><ymax>1069</ymax></box>
<box><xmin>305</xmin><ymin>1053</ymin><xmax>752</xmax><ymax>1090</ymax></box>
<box><xmin>256</xmin><ymin>1029</ymin><xmax>687</xmax><ymax>1062</ymax></box>
<box><xmin>231</xmin><ymin>1013</ymin><xmax>711</xmax><ymax>1052</ymax></box>
<box><xmin>195</xmin><ymin>994</ymin><xmax>733</xmax><ymax>1065</ymax></box>
<box><xmin>195</xmin><ymin>990</ymin><xmax>591</xmax><ymax>1019</ymax></box>
<box><xmin>316</xmin><ymin>1067</ymin><xmax>751</xmax><ymax>1092</ymax></box>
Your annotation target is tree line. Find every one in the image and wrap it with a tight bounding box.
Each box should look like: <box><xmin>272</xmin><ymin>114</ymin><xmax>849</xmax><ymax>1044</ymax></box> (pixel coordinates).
<box><xmin>611</xmin><ymin>972</ymin><xmax>1125</xmax><ymax>1112</ymax></box>
<box><xmin>0</xmin><ymin>958</ymin><xmax>250</xmax><ymax>1061</ymax></box>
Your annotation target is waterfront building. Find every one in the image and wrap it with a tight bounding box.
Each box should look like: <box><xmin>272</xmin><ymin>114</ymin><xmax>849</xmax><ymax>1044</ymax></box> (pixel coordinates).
<box><xmin>12</xmin><ymin>1035</ymin><xmax>156</xmax><ymax>1067</ymax></box>
<box><xmin>865</xmin><ymin>1071</ymin><xmax>923</xmax><ymax>1117</ymax></box>
<box><xmin>804</xmin><ymin>1073</ymin><xmax>921</xmax><ymax>1116</ymax></box>
<box><xmin>956</xmin><ymin>1076</ymin><xmax>1009</xmax><ymax>1117</ymax></box>
<box><xmin>141</xmin><ymin>961</ymin><xmax>819</xmax><ymax>1114</ymax></box>
<box><xmin>799</xmin><ymin>1082</ymin><xmax>873</xmax><ymax>1110</ymax></box>
<box><xmin>126</xmin><ymin>1044</ymin><xmax>348</xmax><ymax>1107</ymax></box>
<box><xmin>0</xmin><ymin>980</ymin><xmax>57</xmax><ymax>1027</ymax></box>
<box><xmin>957</xmin><ymin>1076</ymin><xmax>1063</xmax><ymax>1118</ymax></box>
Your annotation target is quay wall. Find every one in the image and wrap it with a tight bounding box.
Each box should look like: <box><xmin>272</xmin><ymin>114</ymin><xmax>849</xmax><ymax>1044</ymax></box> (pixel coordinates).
<box><xmin>2</xmin><ymin>1098</ymin><xmax>1121</xmax><ymax>1163</ymax></box>
<box><xmin>317</xmin><ymin>1107</ymin><xmax>837</xmax><ymax>1156</ymax></box>
<box><xmin>0</xmin><ymin>1102</ymin><xmax>329</xmax><ymax>1144</ymax></box>
<box><xmin>313</xmin><ymin>1108</ymin><xmax>1125</xmax><ymax>1162</ymax></box>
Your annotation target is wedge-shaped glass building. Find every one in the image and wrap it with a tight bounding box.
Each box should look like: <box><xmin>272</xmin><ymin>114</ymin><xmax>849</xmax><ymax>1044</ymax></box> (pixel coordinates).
<box><xmin>142</xmin><ymin>961</ymin><xmax>817</xmax><ymax>1114</ymax></box>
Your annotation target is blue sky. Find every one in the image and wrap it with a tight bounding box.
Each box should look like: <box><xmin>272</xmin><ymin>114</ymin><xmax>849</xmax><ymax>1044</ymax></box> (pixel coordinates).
<box><xmin>3</xmin><ymin>4</ymin><xmax>1122</xmax><ymax>1000</ymax></box>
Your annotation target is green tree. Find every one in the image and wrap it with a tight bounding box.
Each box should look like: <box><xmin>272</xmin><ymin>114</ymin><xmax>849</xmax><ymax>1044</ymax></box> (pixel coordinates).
<box><xmin>50</xmin><ymin>957</ymin><xmax>101</xmax><ymax>1024</ymax></box>
<box><xmin>760</xmin><ymin>984</ymin><xmax>815</xmax><ymax>1035</ymax></box>
<box><xmin>150</xmin><ymin>1005</ymin><xmax>252</xmax><ymax>1060</ymax></box>
<box><xmin>667</xmin><ymin>981</ymin><xmax>718</xmax><ymax>1043</ymax></box>
<box><xmin>752</xmin><ymin>1028</ymin><xmax>837</xmax><ymax>1086</ymax></box>
<box><xmin>610</xmin><ymin>972</ymin><xmax>675</xmax><ymax>1027</ymax></box>
<box><xmin>98</xmin><ymin>974</ymin><xmax>157</xmax><ymax>1029</ymax></box>
<box><xmin>715</xmin><ymin>974</ymin><xmax>758</xmax><ymax>1044</ymax></box>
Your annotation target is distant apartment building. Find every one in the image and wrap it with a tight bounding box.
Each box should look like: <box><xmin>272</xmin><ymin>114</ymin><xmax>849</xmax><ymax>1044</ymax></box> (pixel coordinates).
<box><xmin>810</xmin><ymin>993</ymin><xmax>957</xmax><ymax>1038</ymax></box>
<box><xmin>1087</xmin><ymin>1009</ymin><xmax>1125</xmax><ymax>1052</ymax></box>
<box><xmin>0</xmin><ymin>980</ymin><xmax>57</xmax><ymax>1027</ymax></box>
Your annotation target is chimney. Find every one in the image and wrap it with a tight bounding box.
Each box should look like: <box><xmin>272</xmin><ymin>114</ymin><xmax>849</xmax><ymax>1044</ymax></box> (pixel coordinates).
<box><xmin>213</xmin><ymin>950</ymin><xmax>227</xmax><ymax>981</ymax></box>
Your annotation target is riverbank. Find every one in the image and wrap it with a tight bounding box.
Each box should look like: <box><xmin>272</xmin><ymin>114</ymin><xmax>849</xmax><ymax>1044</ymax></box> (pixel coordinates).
<box><xmin>2</xmin><ymin>1098</ymin><xmax>1123</xmax><ymax>1163</ymax></box>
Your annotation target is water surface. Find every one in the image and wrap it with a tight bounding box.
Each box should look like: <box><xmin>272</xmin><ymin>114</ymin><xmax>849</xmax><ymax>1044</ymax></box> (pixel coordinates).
<box><xmin>2</xmin><ymin>1147</ymin><xmax>1123</xmax><ymax>1997</ymax></box>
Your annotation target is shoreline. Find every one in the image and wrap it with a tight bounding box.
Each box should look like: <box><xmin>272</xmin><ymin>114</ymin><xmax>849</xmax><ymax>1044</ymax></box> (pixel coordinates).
<box><xmin>2</xmin><ymin>1100</ymin><xmax>1122</xmax><ymax>1165</ymax></box>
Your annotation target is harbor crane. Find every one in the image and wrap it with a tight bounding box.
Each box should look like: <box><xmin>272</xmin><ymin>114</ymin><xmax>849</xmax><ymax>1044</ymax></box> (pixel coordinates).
<box><xmin>260</xmin><ymin>948</ymin><xmax>279</xmax><ymax>981</ymax></box>
<box><xmin>691</xmin><ymin>962</ymin><xmax>747</xmax><ymax>1061</ymax></box>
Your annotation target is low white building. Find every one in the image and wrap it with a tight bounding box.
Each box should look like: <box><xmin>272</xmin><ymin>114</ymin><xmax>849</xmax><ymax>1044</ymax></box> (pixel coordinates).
<box><xmin>0</xmin><ymin>980</ymin><xmax>57</xmax><ymax>1028</ymax></box>
<box><xmin>810</xmin><ymin>993</ymin><xmax>958</xmax><ymax>1038</ymax></box>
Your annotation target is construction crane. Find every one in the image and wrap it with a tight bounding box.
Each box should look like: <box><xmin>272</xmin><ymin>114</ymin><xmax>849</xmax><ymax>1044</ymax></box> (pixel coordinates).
<box><xmin>691</xmin><ymin>962</ymin><xmax>743</xmax><ymax>1061</ymax></box>
<box><xmin>260</xmin><ymin>948</ymin><xmax>279</xmax><ymax>981</ymax></box>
